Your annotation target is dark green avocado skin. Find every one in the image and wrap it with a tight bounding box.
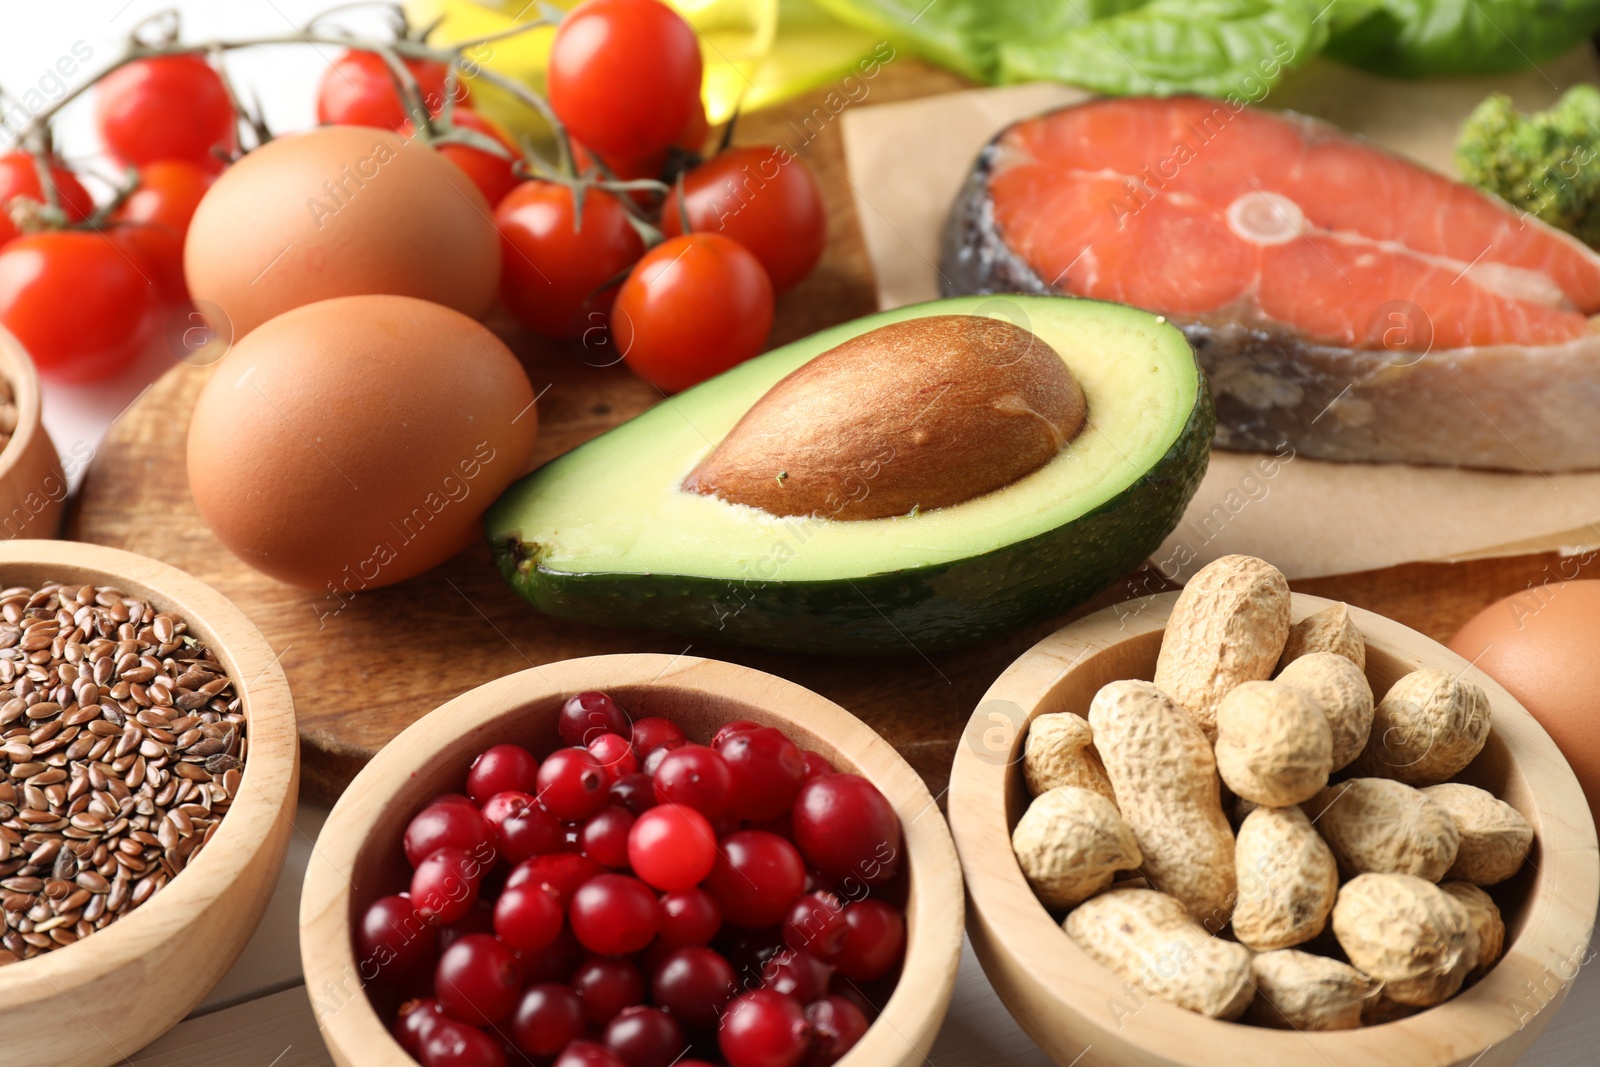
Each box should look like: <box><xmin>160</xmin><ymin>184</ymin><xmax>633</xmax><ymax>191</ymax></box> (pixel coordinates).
<box><xmin>489</xmin><ymin>376</ymin><xmax>1214</xmax><ymax>657</ymax></box>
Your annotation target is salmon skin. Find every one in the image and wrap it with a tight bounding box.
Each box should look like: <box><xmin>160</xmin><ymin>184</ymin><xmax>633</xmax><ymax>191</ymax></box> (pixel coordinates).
<box><xmin>941</xmin><ymin>96</ymin><xmax>1600</xmax><ymax>471</ymax></box>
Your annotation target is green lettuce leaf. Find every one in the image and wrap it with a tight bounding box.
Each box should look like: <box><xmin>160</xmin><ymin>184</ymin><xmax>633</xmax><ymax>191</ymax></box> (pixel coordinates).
<box><xmin>998</xmin><ymin>0</ymin><xmax>1328</xmax><ymax>98</ymax></box>
<box><xmin>805</xmin><ymin>0</ymin><xmax>1146</xmax><ymax>82</ymax></box>
<box><xmin>1325</xmin><ymin>0</ymin><xmax>1600</xmax><ymax>76</ymax></box>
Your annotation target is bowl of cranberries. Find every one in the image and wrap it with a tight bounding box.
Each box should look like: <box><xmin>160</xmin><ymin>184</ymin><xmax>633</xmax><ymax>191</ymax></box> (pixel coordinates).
<box><xmin>300</xmin><ymin>654</ymin><xmax>963</xmax><ymax>1067</ymax></box>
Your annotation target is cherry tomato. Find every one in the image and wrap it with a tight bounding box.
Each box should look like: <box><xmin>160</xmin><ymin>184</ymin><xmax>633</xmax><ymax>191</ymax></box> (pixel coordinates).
<box><xmin>612</xmin><ymin>233</ymin><xmax>772</xmax><ymax>393</ymax></box>
<box><xmin>674</xmin><ymin>96</ymin><xmax>710</xmax><ymax>156</ymax></box>
<box><xmin>570</xmin><ymin>143</ymin><xmax>663</xmax><ymax>211</ymax></box>
<box><xmin>662</xmin><ymin>146</ymin><xmax>826</xmax><ymax>293</ymax></box>
<box><xmin>95</xmin><ymin>55</ymin><xmax>235</xmax><ymax>172</ymax></box>
<box><xmin>109</xmin><ymin>160</ymin><xmax>213</xmax><ymax>301</ymax></box>
<box><xmin>317</xmin><ymin>49</ymin><xmax>463</xmax><ymax>131</ymax></box>
<box><xmin>572</xmin><ymin>143</ymin><xmax>660</xmax><ymax>183</ymax></box>
<box><xmin>0</xmin><ymin>232</ymin><xmax>156</xmax><ymax>382</ymax></box>
<box><xmin>570</xmin><ymin>101</ymin><xmax>708</xmax><ymax>210</ymax></box>
<box><xmin>495</xmin><ymin>181</ymin><xmax>644</xmax><ymax>341</ymax></box>
<box><xmin>0</xmin><ymin>214</ymin><xmax>17</xmax><ymax>250</ymax></box>
<box><xmin>0</xmin><ymin>154</ymin><xmax>94</xmax><ymax>223</ymax></box>
<box><xmin>548</xmin><ymin>0</ymin><xmax>703</xmax><ymax>160</ymax></box>
<box><xmin>434</xmin><ymin>110</ymin><xmax>522</xmax><ymax>208</ymax></box>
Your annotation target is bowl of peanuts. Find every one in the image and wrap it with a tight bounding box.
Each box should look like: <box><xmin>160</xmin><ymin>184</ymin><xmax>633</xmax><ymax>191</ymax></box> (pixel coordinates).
<box><xmin>948</xmin><ymin>553</ymin><xmax>1599</xmax><ymax>1067</ymax></box>
<box><xmin>0</xmin><ymin>539</ymin><xmax>298</xmax><ymax>1067</ymax></box>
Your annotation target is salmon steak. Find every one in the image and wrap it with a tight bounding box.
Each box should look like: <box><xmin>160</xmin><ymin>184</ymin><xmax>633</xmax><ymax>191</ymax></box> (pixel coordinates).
<box><xmin>941</xmin><ymin>96</ymin><xmax>1600</xmax><ymax>471</ymax></box>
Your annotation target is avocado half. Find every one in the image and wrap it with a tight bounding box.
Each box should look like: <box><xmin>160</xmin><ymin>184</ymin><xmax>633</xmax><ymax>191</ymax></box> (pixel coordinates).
<box><xmin>487</xmin><ymin>295</ymin><xmax>1213</xmax><ymax>655</ymax></box>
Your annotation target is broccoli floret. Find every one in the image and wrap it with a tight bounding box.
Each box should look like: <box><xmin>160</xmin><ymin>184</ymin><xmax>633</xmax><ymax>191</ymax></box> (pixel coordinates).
<box><xmin>1456</xmin><ymin>85</ymin><xmax>1600</xmax><ymax>248</ymax></box>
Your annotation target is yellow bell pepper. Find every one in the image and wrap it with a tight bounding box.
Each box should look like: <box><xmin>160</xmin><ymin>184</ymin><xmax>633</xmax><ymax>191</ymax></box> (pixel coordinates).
<box><xmin>404</xmin><ymin>0</ymin><xmax>878</xmax><ymax>138</ymax></box>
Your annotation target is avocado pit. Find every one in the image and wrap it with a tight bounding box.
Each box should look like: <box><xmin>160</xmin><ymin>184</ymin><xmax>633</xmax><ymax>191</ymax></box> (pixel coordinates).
<box><xmin>683</xmin><ymin>314</ymin><xmax>1087</xmax><ymax>520</ymax></box>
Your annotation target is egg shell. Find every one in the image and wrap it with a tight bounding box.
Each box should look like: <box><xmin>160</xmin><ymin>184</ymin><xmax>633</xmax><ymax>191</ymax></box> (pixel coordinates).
<box><xmin>1449</xmin><ymin>580</ymin><xmax>1600</xmax><ymax>825</ymax></box>
<box><xmin>186</xmin><ymin>294</ymin><xmax>538</xmax><ymax>590</ymax></box>
<box><xmin>184</xmin><ymin>125</ymin><xmax>500</xmax><ymax>339</ymax></box>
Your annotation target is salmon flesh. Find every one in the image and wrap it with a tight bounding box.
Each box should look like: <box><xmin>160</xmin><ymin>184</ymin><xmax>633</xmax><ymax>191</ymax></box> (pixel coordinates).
<box><xmin>941</xmin><ymin>96</ymin><xmax>1600</xmax><ymax>471</ymax></box>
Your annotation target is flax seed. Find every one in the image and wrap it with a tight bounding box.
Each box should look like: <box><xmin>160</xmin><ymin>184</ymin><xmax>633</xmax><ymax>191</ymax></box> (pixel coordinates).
<box><xmin>0</xmin><ymin>583</ymin><xmax>244</xmax><ymax>962</ymax></box>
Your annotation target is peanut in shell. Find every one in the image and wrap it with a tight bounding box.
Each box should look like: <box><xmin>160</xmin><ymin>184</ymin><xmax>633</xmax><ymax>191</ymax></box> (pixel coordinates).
<box><xmin>1153</xmin><ymin>554</ymin><xmax>1291</xmax><ymax>742</ymax></box>
<box><xmin>1088</xmin><ymin>679</ymin><xmax>1237</xmax><ymax>924</ymax></box>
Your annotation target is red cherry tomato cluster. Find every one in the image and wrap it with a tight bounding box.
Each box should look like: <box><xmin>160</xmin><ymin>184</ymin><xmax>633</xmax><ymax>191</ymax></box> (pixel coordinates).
<box><xmin>0</xmin><ymin>0</ymin><xmax>828</xmax><ymax>393</ymax></box>
<box><xmin>359</xmin><ymin>690</ymin><xmax>906</xmax><ymax>1067</ymax></box>
<box><xmin>0</xmin><ymin>53</ymin><xmax>234</xmax><ymax>382</ymax></box>
<box><xmin>316</xmin><ymin>49</ymin><xmax>528</xmax><ymax>214</ymax></box>
<box><xmin>491</xmin><ymin>0</ymin><xmax>827</xmax><ymax>393</ymax></box>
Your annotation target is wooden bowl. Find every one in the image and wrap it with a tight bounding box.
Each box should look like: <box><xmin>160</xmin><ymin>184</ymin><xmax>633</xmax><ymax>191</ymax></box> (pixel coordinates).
<box><xmin>948</xmin><ymin>592</ymin><xmax>1600</xmax><ymax>1067</ymax></box>
<box><xmin>0</xmin><ymin>540</ymin><xmax>298</xmax><ymax>1067</ymax></box>
<box><xmin>0</xmin><ymin>328</ymin><xmax>65</xmax><ymax>540</ymax></box>
<box><xmin>301</xmin><ymin>654</ymin><xmax>965</xmax><ymax>1067</ymax></box>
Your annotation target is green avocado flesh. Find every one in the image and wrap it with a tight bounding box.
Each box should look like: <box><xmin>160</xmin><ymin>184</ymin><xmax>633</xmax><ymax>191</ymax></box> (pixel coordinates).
<box><xmin>487</xmin><ymin>295</ymin><xmax>1213</xmax><ymax>655</ymax></box>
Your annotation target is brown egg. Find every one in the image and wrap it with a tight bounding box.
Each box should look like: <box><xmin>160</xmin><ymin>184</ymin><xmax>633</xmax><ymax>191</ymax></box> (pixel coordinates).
<box><xmin>186</xmin><ymin>295</ymin><xmax>538</xmax><ymax>592</ymax></box>
<box><xmin>1450</xmin><ymin>580</ymin><xmax>1600</xmax><ymax>823</ymax></box>
<box><xmin>185</xmin><ymin>126</ymin><xmax>500</xmax><ymax>340</ymax></box>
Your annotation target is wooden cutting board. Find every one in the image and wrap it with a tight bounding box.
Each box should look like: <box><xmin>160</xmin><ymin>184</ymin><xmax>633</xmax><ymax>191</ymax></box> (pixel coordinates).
<box><xmin>67</xmin><ymin>59</ymin><xmax>1600</xmax><ymax>805</ymax></box>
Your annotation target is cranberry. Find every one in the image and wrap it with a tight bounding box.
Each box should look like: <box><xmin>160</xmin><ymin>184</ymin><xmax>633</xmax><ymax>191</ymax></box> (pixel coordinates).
<box><xmin>791</xmin><ymin>775</ymin><xmax>901</xmax><ymax>887</ymax></box>
<box><xmin>642</xmin><ymin>746</ymin><xmax>672</xmax><ymax>776</ymax></box>
<box><xmin>405</xmin><ymin>802</ymin><xmax>493</xmax><ymax>869</ymax></box>
<box><xmin>510</xmin><ymin>982</ymin><xmax>586</xmax><ymax>1056</ymax></box>
<box><xmin>652</xmin><ymin>745</ymin><xmax>733</xmax><ymax>817</ymax></box>
<box><xmin>746</xmin><ymin>812</ymin><xmax>793</xmax><ymax>840</ymax></box>
<box><xmin>432</xmin><ymin>793</ymin><xmax>478</xmax><ymax>807</ymax></box>
<box><xmin>650</xmin><ymin>946</ymin><xmax>736</xmax><ymax>1029</ymax></box>
<box><xmin>570</xmin><ymin>873</ymin><xmax>658</xmax><ymax>955</ymax></box>
<box><xmin>718</xmin><ymin>989</ymin><xmax>812</xmax><ymax>1067</ymax></box>
<box><xmin>394</xmin><ymin>997</ymin><xmax>445</xmax><ymax>1056</ymax></box>
<box><xmin>357</xmin><ymin>894</ymin><xmax>434</xmax><ymax>984</ymax></box>
<box><xmin>834</xmin><ymin>901</ymin><xmax>904</xmax><ymax>981</ymax></box>
<box><xmin>589</xmin><ymin>731</ymin><xmax>640</xmax><ymax>782</ymax></box>
<box><xmin>782</xmin><ymin>891</ymin><xmax>847</xmax><ymax>961</ymax></box>
<box><xmin>481</xmin><ymin>790</ymin><xmax>536</xmax><ymax>830</ymax></box>
<box><xmin>411</xmin><ymin>847</ymin><xmax>487</xmax><ymax>925</ymax></box>
<box><xmin>573</xmin><ymin>955</ymin><xmax>645</xmax><ymax>1025</ymax></box>
<box><xmin>704</xmin><ymin>830</ymin><xmax>806</xmax><ymax>928</ymax></box>
<box><xmin>804</xmin><ymin>995</ymin><xmax>869</xmax><ymax>1065</ymax></box>
<box><xmin>435</xmin><ymin>933</ymin><xmax>521</xmax><ymax>1025</ymax></box>
<box><xmin>711</xmin><ymin>720</ymin><xmax>762</xmax><ymax>749</ymax></box>
<box><xmin>605</xmin><ymin>1004</ymin><xmax>686</xmax><ymax>1067</ymax></box>
<box><xmin>492</xmin><ymin>881</ymin><xmax>563</xmax><ymax>953</ymax></box>
<box><xmin>763</xmin><ymin>949</ymin><xmax>832</xmax><ymax>1003</ymax></box>
<box><xmin>436</xmin><ymin>901</ymin><xmax>495</xmax><ymax>953</ymax></box>
<box><xmin>580</xmin><ymin>806</ymin><xmax>636</xmax><ymax>868</ymax></box>
<box><xmin>658</xmin><ymin>887</ymin><xmax>721</xmax><ymax>947</ymax></box>
<box><xmin>823</xmin><ymin>979</ymin><xmax>873</xmax><ymax>1019</ymax></box>
<box><xmin>609</xmin><ymin>772</ymin><xmax>658</xmax><ymax>815</ymax></box>
<box><xmin>493</xmin><ymin>1034</ymin><xmax>523</xmax><ymax>1064</ymax></box>
<box><xmin>800</xmin><ymin>752</ymin><xmax>833</xmax><ymax>780</ymax></box>
<box><xmin>497</xmin><ymin>800</ymin><xmax>565</xmax><ymax>862</ymax></box>
<box><xmin>631</xmin><ymin>716</ymin><xmax>685</xmax><ymax>755</ymax></box>
<box><xmin>719</xmin><ymin>728</ymin><xmax>806</xmax><ymax>821</ymax></box>
<box><xmin>521</xmin><ymin>926</ymin><xmax>583</xmax><ymax>984</ymax></box>
<box><xmin>554</xmin><ymin>1040</ymin><xmax>628</xmax><ymax>1067</ymax></box>
<box><xmin>538</xmin><ymin>747</ymin><xmax>610</xmax><ymax>820</ymax></box>
<box><xmin>560</xmin><ymin>690</ymin><xmax>633</xmax><ymax>746</ymax></box>
<box><xmin>467</xmin><ymin>743</ymin><xmax>540</xmax><ymax>804</ymax></box>
<box><xmin>507</xmin><ymin>853</ymin><xmax>604</xmax><ymax>908</ymax></box>
<box><xmin>718</xmin><ymin>924</ymin><xmax>787</xmax><ymax>984</ymax></box>
<box><xmin>421</xmin><ymin>1017</ymin><xmax>507</xmax><ymax>1067</ymax></box>
<box><xmin>628</xmin><ymin>803</ymin><xmax>717</xmax><ymax>890</ymax></box>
